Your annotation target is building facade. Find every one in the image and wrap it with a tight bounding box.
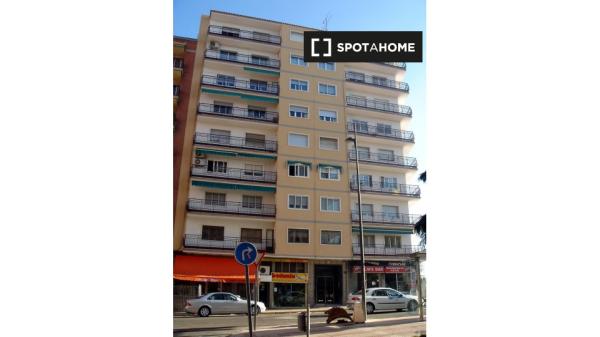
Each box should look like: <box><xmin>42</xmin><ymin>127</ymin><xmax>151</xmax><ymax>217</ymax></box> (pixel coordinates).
<box><xmin>173</xmin><ymin>10</ymin><xmax>423</xmax><ymax>311</ymax></box>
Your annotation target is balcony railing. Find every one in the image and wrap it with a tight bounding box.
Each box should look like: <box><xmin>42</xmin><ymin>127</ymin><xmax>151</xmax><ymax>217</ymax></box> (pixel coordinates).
<box><xmin>198</xmin><ymin>103</ymin><xmax>278</xmax><ymax>123</ymax></box>
<box><xmin>184</xmin><ymin>234</ymin><xmax>274</xmax><ymax>252</ymax></box>
<box><xmin>348</xmin><ymin>150</ymin><xmax>417</xmax><ymax>169</ymax></box>
<box><xmin>380</xmin><ymin>62</ymin><xmax>407</xmax><ymax>70</ymax></box>
<box><xmin>347</xmin><ymin>122</ymin><xmax>414</xmax><ymax>143</ymax></box>
<box><xmin>191</xmin><ymin>165</ymin><xmax>277</xmax><ymax>183</ymax></box>
<box><xmin>350</xmin><ymin>180</ymin><xmax>421</xmax><ymax>197</ymax></box>
<box><xmin>187</xmin><ymin>199</ymin><xmax>276</xmax><ymax>217</ymax></box>
<box><xmin>346</xmin><ymin>96</ymin><xmax>412</xmax><ymax>117</ymax></box>
<box><xmin>352</xmin><ymin>243</ymin><xmax>425</xmax><ymax>256</ymax></box>
<box><xmin>173</xmin><ymin>58</ymin><xmax>184</xmax><ymax>68</ymax></box>
<box><xmin>202</xmin><ymin>75</ymin><xmax>279</xmax><ymax>95</ymax></box>
<box><xmin>195</xmin><ymin>133</ymin><xmax>277</xmax><ymax>152</ymax></box>
<box><xmin>351</xmin><ymin>211</ymin><xmax>421</xmax><ymax>226</ymax></box>
<box><xmin>346</xmin><ymin>72</ymin><xmax>409</xmax><ymax>92</ymax></box>
<box><xmin>205</xmin><ymin>49</ymin><xmax>280</xmax><ymax>68</ymax></box>
<box><xmin>173</xmin><ymin>85</ymin><xmax>180</xmax><ymax>97</ymax></box>
<box><xmin>208</xmin><ymin>25</ymin><xmax>281</xmax><ymax>45</ymax></box>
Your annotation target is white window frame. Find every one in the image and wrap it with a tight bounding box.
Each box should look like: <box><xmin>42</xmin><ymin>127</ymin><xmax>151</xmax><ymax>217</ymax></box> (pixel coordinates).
<box><xmin>287</xmin><ymin>227</ymin><xmax>310</xmax><ymax>244</ymax></box>
<box><xmin>320</xmin><ymin>230</ymin><xmax>342</xmax><ymax>245</ymax></box>
<box><xmin>290</xmin><ymin>54</ymin><xmax>307</xmax><ymax>67</ymax></box>
<box><xmin>288</xmin><ymin>132</ymin><xmax>310</xmax><ymax>148</ymax></box>
<box><xmin>289</xmin><ymin>104</ymin><xmax>309</xmax><ymax>119</ymax></box>
<box><xmin>288</xmin><ymin>162</ymin><xmax>310</xmax><ymax>178</ymax></box>
<box><xmin>289</xmin><ymin>31</ymin><xmax>304</xmax><ymax>42</ymax></box>
<box><xmin>318</xmin><ymin>82</ymin><xmax>337</xmax><ymax>96</ymax></box>
<box><xmin>319</xmin><ymin>136</ymin><xmax>339</xmax><ymax>151</ymax></box>
<box><xmin>318</xmin><ymin>109</ymin><xmax>338</xmax><ymax>123</ymax></box>
<box><xmin>319</xmin><ymin>166</ymin><xmax>341</xmax><ymax>181</ymax></box>
<box><xmin>320</xmin><ymin>196</ymin><xmax>341</xmax><ymax>213</ymax></box>
<box><xmin>288</xmin><ymin>194</ymin><xmax>309</xmax><ymax>210</ymax></box>
<box><xmin>318</xmin><ymin>62</ymin><xmax>336</xmax><ymax>71</ymax></box>
<box><xmin>290</xmin><ymin>78</ymin><xmax>309</xmax><ymax>92</ymax></box>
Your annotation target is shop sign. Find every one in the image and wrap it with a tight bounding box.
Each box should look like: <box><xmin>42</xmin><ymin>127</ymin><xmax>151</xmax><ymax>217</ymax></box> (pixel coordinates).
<box><xmin>384</xmin><ymin>266</ymin><xmax>410</xmax><ymax>273</ymax></box>
<box><xmin>352</xmin><ymin>263</ymin><xmax>411</xmax><ymax>273</ymax></box>
<box><xmin>352</xmin><ymin>266</ymin><xmax>384</xmax><ymax>273</ymax></box>
<box><xmin>271</xmin><ymin>272</ymin><xmax>308</xmax><ymax>284</ymax></box>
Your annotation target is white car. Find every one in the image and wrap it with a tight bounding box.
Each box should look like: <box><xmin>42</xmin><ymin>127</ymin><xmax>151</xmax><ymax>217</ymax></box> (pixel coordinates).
<box><xmin>185</xmin><ymin>292</ymin><xmax>267</xmax><ymax>317</ymax></box>
<box><xmin>347</xmin><ymin>287</ymin><xmax>419</xmax><ymax>314</ymax></box>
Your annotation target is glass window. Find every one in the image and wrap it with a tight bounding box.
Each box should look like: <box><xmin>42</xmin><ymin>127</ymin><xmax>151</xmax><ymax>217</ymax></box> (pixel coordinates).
<box><xmin>288</xmin><ymin>195</ymin><xmax>309</xmax><ymax>209</ymax></box>
<box><xmin>207</xmin><ymin>160</ymin><xmax>227</xmax><ymax>173</ymax></box>
<box><xmin>247</xmin><ymin>106</ymin><xmax>266</xmax><ymax>119</ymax></box>
<box><xmin>290</xmin><ymin>55</ymin><xmax>307</xmax><ymax>66</ymax></box>
<box><xmin>357</xmin><ymin>146</ymin><xmax>370</xmax><ymax>160</ymax></box>
<box><xmin>376</xmin><ymin>123</ymin><xmax>393</xmax><ymax>135</ymax></box>
<box><xmin>213</xmin><ymin>101</ymin><xmax>233</xmax><ymax>114</ymax></box>
<box><xmin>318</xmin><ymin>83</ymin><xmax>336</xmax><ymax>95</ymax></box>
<box><xmin>319</xmin><ymin>110</ymin><xmax>337</xmax><ymax>122</ymax></box>
<box><xmin>249</xmin><ymin>79</ymin><xmax>267</xmax><ymax>92</ymax></box>
<box><xmin>381</xmin><ymin>177</ymin><xmax>398</xmax><ymax>189</ymax></box>
<box><xmin>244</xmin><ymin>164</ymin><xmax>263</xmax><ymax>177</ymax></box>
<box><xmin>273</xmin><ymin>283</ymin><xmax>305</xmax><ymax>307</ymax></box>
<box><xmin>221</xmin><ymin>27</ymin><xmax>240</xmax><ymax>37</ymax></box>
<box><xmin>321</xmin><ymin>230</ymin><xmax>341</xmax><ymax>245</ymax></box>
<box><xmin>290</xmin><ymin>31</ymin><xmax>304</xmax><ymax>42</ymax></box>
<box><xmin>319</xmin><ymin>137</ymin><xmax>338</xmax><ymax>150</ymax></box>
<box><xmin>245</xmin><ymin>133</ymin><xmax>266</xmax><ymax>148</ymax></box>
<box><xmin>318</xmin><ymin>62</ymin><xmax>335</xmax><ymax>71</ymax></box>
<box><xmin>289</xmin><ymin>163</ymin><xmax>309</xmax><ymax>177</ymax></box>
<box><xmin>357</xmin><ymin>204</ymin><xmax>374</xmax><ymax>217</ymax></box>
<box><xmin>382</xmin><ymin>205</ymin><xmax>399</xmax><ymax>219</ymax></box>
<box><xmin>251</xmin><ymin>55</ymin><xmax>269</xmax><ymax>66</ymax></box>
<box><xmin>372</xmin><ymin>76</ymin><xmax>388</xmax><ymax>86</ymax></box>
<box><xmin>288</xmin><ymin>229</ymin><xmax>309</xmax><ymax>243</ymax></box>
<box><xmin>205</xmin><ymin>192</ymin><xmax>225</xmax><ymax>206</ymax></box>
<box><xmin>320</xmin><ymin>197</ymin><xmax>341</xmax><ymax>212</ymax></box>
<box><xmin>347</xmin><ymin>71</ymin><xmax>365</xmax><ymax>82</ymax></box>
<box><xmin>209</xmin><ymin>129</ymin><xmax>230</xmax><ymax>144</ymax></box>
<box><xmin>290</xmin><ymin>79</ymin><xmax>308</xmax><ymax>91</ymax></box>
<box><xmin>242</xmin><ymin>195</ymin><xmax>262</xmax><ymax>209</ymax></box>
<box><xmin>241</xmin><ymin>228</ymin><xmax>262</xmax><ymax>243</ymax></box>
<box><xmin>216</xmin><ymin>74</ymin><xmax>235</xmax><ymax>87</ymax></box>
<box><xmin>219</xmin><ymin>50</ymin><xmax>238</xmax><ymax>61</ymax></box>
<box><xmin>202</xmin><ymin>225</ymin><xmax>224</xmax><ymax>241</ymax></box>
<box><xmin>385</xmin><ymin>236</ymin><xmax>402</xmax><ymax>248</ymax></box>
<box><xmin>364</xmin><ymin>235</ymin><xmax>375</xmax><ymax>247</ymax></box>
<box><xmin>289</xmin><ymin>105</ymin><xmax>308</xmax><ymax>119</ymax></box>
<box><xmin>378</xmin><ymin>149</ymin><xmax>395</xmax><ymax>161</ymax></box>
<box><xmin>319</xmin><ymin>166</ymin><xmax>340</xmax><ymax>180</ymax></box>
<box><xmin>288</xmin><ymin>133</ymin><xmax>309</xmax><ymax>148</ymax></box>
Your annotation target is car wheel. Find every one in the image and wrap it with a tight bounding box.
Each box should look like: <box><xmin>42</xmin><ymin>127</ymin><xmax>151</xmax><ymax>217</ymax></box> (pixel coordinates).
<box><xmin>407</xmin><ymin>300</ymin><xmax>418</xmax><ymax>312</ymax></box>
<box><xmin>198</xmin><ymin>306</ymin><xmax>211</xmax><ymax>317</ymax></box>
<box><xmin>366</xmin><ymin>303</ymin><xmax>375</xmax><ymax>314</ymax></box>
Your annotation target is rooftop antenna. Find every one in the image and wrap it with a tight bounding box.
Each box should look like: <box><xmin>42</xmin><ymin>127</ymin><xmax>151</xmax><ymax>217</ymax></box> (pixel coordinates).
<box><xmin>322</xmin><ymin>12</ymin><xmax>332</xmax><ymax>31</ymax></box>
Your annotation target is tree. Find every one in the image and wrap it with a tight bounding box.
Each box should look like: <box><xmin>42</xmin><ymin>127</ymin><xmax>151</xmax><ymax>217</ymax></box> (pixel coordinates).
<box><xmin>414</xmin><ymin>171</ymin><xmax>426</xmax><ymax>246</ymax></box>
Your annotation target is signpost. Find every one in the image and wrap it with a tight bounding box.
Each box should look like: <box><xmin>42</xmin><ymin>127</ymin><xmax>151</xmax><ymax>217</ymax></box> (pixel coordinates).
<box><xmin>235</xmin><ymin>242</ymin><xmax>258</xmax><ymax>337</ymax></box>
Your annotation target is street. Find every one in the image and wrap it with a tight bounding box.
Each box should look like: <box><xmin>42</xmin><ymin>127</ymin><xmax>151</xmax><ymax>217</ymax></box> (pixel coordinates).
<box><xmin>174</xmin><ymin>310</ymin><xmax>425</xmax><ymax>337</ymax></box>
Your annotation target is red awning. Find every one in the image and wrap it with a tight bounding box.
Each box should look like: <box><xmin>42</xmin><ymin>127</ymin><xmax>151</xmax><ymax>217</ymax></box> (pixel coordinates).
<box><xmin>174</xmin><ymin>255</ymin><xmax>257</xmax><ymax>283</ymax></box>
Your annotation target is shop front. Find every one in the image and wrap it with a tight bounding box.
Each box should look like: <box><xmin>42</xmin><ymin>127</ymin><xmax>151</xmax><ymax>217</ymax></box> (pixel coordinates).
<box><xmin>259</xmin><ymin>258</ymin><xmax>308</xmax><ymax>308</ymax></box>
<box><xmin>348</xmin><ymin>260</ymin><xmax>417</xmax><ymax>295</ymax></box>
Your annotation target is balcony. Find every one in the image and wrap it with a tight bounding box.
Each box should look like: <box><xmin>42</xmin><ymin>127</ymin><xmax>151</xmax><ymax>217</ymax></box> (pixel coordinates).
<box><xmin>198</xmin><ymin>103</ymin><xmax>278</xmax><ymax>123</ymax></box>
<box><xmin>184</xmin><ymin>234</ymin><xmax>274</xmax><ymax>253</ymax></box>
<box><xmin>187</xmin><ymin>199</ymin><xmax>276</xmax><ymax>217</ymax></box>
<box><xmin>380</xmin><ymin>62</ymin><xmax>407</xmax><ymax>70</ymax></box>
<box><xmin>346</xmin><ymin>96</ymin><xmax>412</xmax><ymax>117</ymax></box>
<box><xmin>205</xmin><ymin>49</ymin><xmax>280</xmax><ymax>68</ymax></box>
<box><xmin>195</xmin><ymin>133</ymin><xmax>277</xmax><ymax>152</ymax></box>
<box><xmin>350</xmin><ymin>180</ymin><xmax>421</xmax><ymax>198</ymax></box>
<box><xmin>348</xmin><ymin>150</ymin><xmax>417</xmax><ymax>169</ymax></box>
<box><xmin>346</xmin><ymin>72</ymin><xmax>409</xmax><ymax>92</ymax></box>
<box><xmin>352</xmin><ymin>243</ymin><xmax>425</xmax><ymax>256</ymax></box>
<box><xmin>208</xmin><ymin>25</ymin><xmax>281</xmax><ymax>45</ymax></box>
<box><xmin>191</xmin><ymin>165</ymin><xmax>277</xmax><ymax>183</ymax></box>
<box><xmin>347</xmin><ymin>122</ymin><xmax>414</xmax><ymax>143</ymax></box>
<box><xmin>202</xmin><ymin>75</ymin><xmax>279</xmax><ymax>95</ymax></box>
<box><xmin>351</xmin><ymin>211</ymin><xmax>421</xmax><ymax>226</ymax></box>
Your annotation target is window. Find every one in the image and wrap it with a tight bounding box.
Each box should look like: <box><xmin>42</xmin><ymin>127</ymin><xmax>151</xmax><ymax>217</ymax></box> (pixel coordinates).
<box><xmin>319</xmin><ymin>137</ymin><xmax>338</xmax><ymax>150</ymax></box>
<box><xmin>173</xmin><ymin>58</ymin><xmax>184</xmax><ymax>68</ymax></box>
<box><xmin>381</xmin><ymin>177</ymin><xmax>398</xmax><ymax>189</ymax></box>
<box><xmin>320</xmin><ymin>197</ymin><xmax>341</xmax><ymax>212</ymax></box>
<box><xmin>319</xmin><ymin>166</ymin><xmax>340</xmax><ymax>180</ymax></box>
<box><xmin>288</xmin><ymin>195</ymin><xmax>309</xmax><ymax>209</ymax></box>
<box><xmin>222</xmin><ymin>27</ymin><xmax>240</xmax><ymax>37</ymax></box>
<box><xmin>216</xmin><ymin>74</ymin><xmax>235</xmax><ymax>87</ymax></box>
<box><xmin>372</xmin><ymin>76</ymin><xmax>388</xmax><ymax>86</ymax></box>
<box><xmin>241</xmin><ymin>228</ymin><xmax>262</xmax><ymax>244</ymax></box>
<box><xmin>385</xmin><ymin>236</ymin><xmax>402</xmax><ymax>248</ymax></box>
<box><xmin>173</xmin><ymin>85</ymin><xmax>180</xmax><ymax>96</ymax></box>
<box><xmin>364</xmin><ymin>235</ymin><xmax>375</xmax><ymax>247</ymax></box>
<box><xmin>290</xmin><ymin>55</ymin><xmax>307</xmax><ymax>67</ymax></box>
<box><xmin>373</xmin><ymin>98</ymin><xmax>390</xmax><ymax>110</ymax></box>
<box><xmin>357</xmin><ymin>146</ymin><xmax>370</xmax><ymax>160</ymax></box>
<box><xmin>242</xmin><ymin>195</ymin><xmax>262</xmax><ymax>209</ymax></box>
<box><xmin>319</xmin><ymin>110</ymin><xmax>337</xmax><ymax>122</ymax></box>
<box><xmin>288</xmin><ymin>133</ymin><xmax>309</xmax><ymax>148</ymax></box>
<box><xmin>245</xmin><ymin>133</ymin><xmax>265</xmax><ymax>148</ymax></box>
<box><xmin>251</xmin><ymin>55</ymin><xmax>269</xmax><ymax>66</ymax></box>
<box><xmin>244</xmin><ymin>164</ymin><xmax>263</xmax><ymax>177</ymax></box>
<box><xmin>250</xmin><ymin>79</ymin><xmax>267</xmax><ymax>92</ymax></box>
<box><xmin>357</xmin><ymin>204</ymin><xmax>374</xmax><ymax>217</ymax></box>
<box><xmin>209</xmin><ymin>129</ymin><xmax>230</xmax><ymax>144</ymax></box>
<box><xmin>382</xmin><ymin>205</ymin><xmax>399</xmax><ymax>219</ymax></box>
<box><xmin>376</xmin><ymin>123</ymin><xmax>393</xmax><ymax>135</ymax></box>
<box><xmin>352</xmin><ymin>120</ymin><xmax>369</xmax><ymax>132</ymax></box>
<box><xmin>318</xmin><ymin>62</ymin><xmax>335</xmax><ymax>71</ymax></box>
<box><xmin>205</xmin><ymin>192</ymin><xmax>225</xmax><ymax>206</ymax></box>
<box><xmin>290</xmin><ymin>79</ymin><xmax>308</xmax><ymax>91</ymax></box>
<box><xmin>288</xmin><ymin>229</ymin><xmax>309</xmax><ymax>243</ymax></box>
<box><xmin>289</xmin><ymin>105</ymin><xmax>308</xmax><ymax>119</ymax></box>
<box><xmin>357</xmin><ymin>174</ymin><xmax>373</xmax><ymax>187</ymax></box>
<box><xmin>213</xmin><ymin>101</ymin><xmax>233</xmax><ymax>115</ymax></box>
<box><xmin>289</xmin><ymin>163</ymin><xmax>309</xmax><ymax>177</ymax></box>
<box><xmin>209</xmin><ymin>293</ymin><xmax>226</xmax><ymax>300</ymax></box>
<box><xmin>318</xmin><ymin>83</ymin><xmax>336</xmax><ymax>96</ymax></box>
<box><xmin>275</xmin><ymin>262</ymin><xmax>305</xmax><ymax>273</ymax></box>
<box><xmin>290</xmin><ymin>31</ymin><xmax>304</xmax><ymax>42</ymax></box>
<box><xmin>219</xmin><ymin>50</ymin><xmax>237</xmax><ymax>61</ymax></box>
<box><xmin>348</xmin><ymin>71</ymin><xmax>365</xmax><ymax>82</ymax></box>
<box><xmin>321</xmin><ymin>230</ymin><xmax>341</xmax><ymax>245</ymax></box>
<box><xmin>207</xmin><ymin>160</ymin><xmax>227</xmax><ymax>173</ymax></box>
<box><xmin>202</xmin><ymin>225</ymin><xmax>224</xmax><ymax>241</ymax></box>
<box><xmin>247</xmin><ymin>106</ymin><xmax>266</xmax><ymax>119</ymax></box>
<box><xmin>378</xmin><ymin>149</ymin><xmax>395</xmax><ymax>161</ymax></box>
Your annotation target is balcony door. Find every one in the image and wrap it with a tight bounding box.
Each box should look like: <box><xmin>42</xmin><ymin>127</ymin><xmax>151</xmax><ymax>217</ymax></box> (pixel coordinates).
<box><xmin>242</xmin><ymin>195</ymin><xmax>263</xmax><ymax>210</ymax></box>
<box><xmin>219</xmin><ymin>50</ymin><xmax>238</xmax><ymax>62</ymax></box>
<box><xmin>244</xmin><ymin>164</ymin><xmax>264</xmax><ymax>179</ymax></box>
<box><xmin>247</xmin><ymin>105</ymin><xmax>266</xmax><ymax>119</ymax></box>
<box><xmin>241</xmin><ymin>228</ymin><xmax>262</xmax><ymax>245</ymax></box>
<box><xmin>250</xmin><ymin>79</ymin><xmax>268</xmax><ymax>92</ymax></box>
<box><xmin>382</xmin><ymin>205</ymin><xmax>400</xmax><ymax>221</ymax></box>
<box><xmin>205</xmin><ymin>192</ymin><xmax>226</xmax><ymax>207</ymax></box>
<box><xmin>213</xmin><ymin>101</ymin><xmax>233</xmax><ymax>115</ymax></box>
<box><xmin>251</xmin><ymin>55</ymin><xmax>269</xmax><ymax>66</ymax></box>
<box><xmin>245</xmin><ymin>133</ymin><xmax>265</xmax><ymax>149</ymax></box>
<box><xmin>378</xmin><ymin>149</ymin><xmax>394</xmax><ymax>162</ymax></box>
<box><xmin>356</xmin><ymin>203</ymin><xmax>374</xmax><ymax>219</ymax></box>
<box><xmin>216</xmin><ymin>74</ymin><xmax>235</xmax><ymax>87</ymax></box>
<box><xmin>209</xmin><ymin>129</ymin><xmax>230</xmax><ymax>145</ymax></box>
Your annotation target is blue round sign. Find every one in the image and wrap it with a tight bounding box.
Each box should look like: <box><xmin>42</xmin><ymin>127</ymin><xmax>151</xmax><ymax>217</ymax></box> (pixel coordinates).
<box><xmin>234</xmin><ymin>242</ymin><xmax>258</xmax><ymax>266</ymax></box>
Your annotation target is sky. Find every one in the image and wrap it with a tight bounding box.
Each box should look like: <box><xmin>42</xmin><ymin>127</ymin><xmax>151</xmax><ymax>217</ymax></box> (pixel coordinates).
<box><xmin>174</xmin><ymin>0</ymin><xmax>427</xmax><ymax>214</ymax></box>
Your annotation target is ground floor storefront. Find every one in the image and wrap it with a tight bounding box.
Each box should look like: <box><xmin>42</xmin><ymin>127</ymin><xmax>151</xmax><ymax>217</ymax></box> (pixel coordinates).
<box><xmin>347</xmin><ymin>260</ymin><xmax>418</xmax><ymax>295</ymax></box>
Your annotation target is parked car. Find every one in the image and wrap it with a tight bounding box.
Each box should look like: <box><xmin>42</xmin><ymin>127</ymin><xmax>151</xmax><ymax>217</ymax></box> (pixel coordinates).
<box><xmin>347</xmin><ymin>287</ymin><xmax>419</xmax><ymax>314</ymax></box>
<box><xmin>185</xmin><ymin>292</ymin><xmax>267</xmax><ymax>317</ymax></box>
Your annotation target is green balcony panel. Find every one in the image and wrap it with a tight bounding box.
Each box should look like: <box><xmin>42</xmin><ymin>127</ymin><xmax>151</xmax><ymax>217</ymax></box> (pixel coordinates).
<box><xmin>243</xmin><ymin>67</ymin><xmax>280</xmax><ymax>76</ymax></box>
<box><xmin>352</xmin><ymin>227</ymin><xmax>414</xmax><ymax>235</ymax></box>
<box><xmin>201</xmin><ymin>88</ymin><xmax>279</xmax><ymax>103</ymax></box>
<box><xmin>195</xmin><ymin>148</ymin><xmax>276</xmax><ymax>159</ymax></box>
<box><xmin>191</xmin><ymin>180</ymin><xmax>276</xmax><ymax>192</ymax></box>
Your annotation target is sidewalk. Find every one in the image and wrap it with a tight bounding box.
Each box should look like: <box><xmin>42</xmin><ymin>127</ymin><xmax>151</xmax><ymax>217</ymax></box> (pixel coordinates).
<box><xmin>174</xmin><ymin>306</ymin><xmax>335</xmax><ymax>317</ymax></box>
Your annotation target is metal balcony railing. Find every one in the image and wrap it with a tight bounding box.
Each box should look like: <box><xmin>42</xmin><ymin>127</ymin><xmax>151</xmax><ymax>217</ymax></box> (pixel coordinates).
<box><xmin>348</xmin><ymin>150</ymin><xmax>417</xmax><ymax>169</ymax></box>
<box><xmin>346</xmin><ymin>72</ymin><xmax>409</xmax><ymax>92</ymax></box>
<box><xmin>350</xmin><ymin>180</ymin><xmax>421</xmax><ymax>197</ymax></box>
<box><xmin>347</xmin><ymin>122</ymin><xmax>414</xmax><ymax>143</ymax></box>
<box><xmin>202</xmin><ymin>75</ymin><xmax>279</xmax><ymax>95</ymax></box>
<box><xmin>173</xmin><ymin>58</ymin><xmax>184</xmax><ymax>68</ymax></box>
<box><xmin>351</xmin><ymin>211</ymin><xmax>422</xmax><ymax>226</ymax></box>
<box><xmin>208</xmin><ymin>25</ymin><xmax>281</xmax><ymax>44</ymax></box>
<box><xmin>173</xmin><ymin>85</ymin><xmax>180</xmax><ymax>97</ymax></box>
<box><xmin>205</xmin><ymin>49</ymin><xmax>280</xmax><ymax>68</ymax></box>
<box><xmin>184</xmin><ymin>234</ymin><xmax>274</xmax><ymax>252</ymax></box>
<box><xmin>187</xmin><ymin>199</ymin><xmax>276</xmax><ymax>217</ymax></box>
<box><xmin>352</xmin><ymin>243</ymin><xmax>425</xmax><ymax>256</ymax></box>
<box><xmin>198</xmin><ymin>103</ymin><xmax>279</xmax><ymax>123</ymax></box>
<box><xmin>380</xmin><ymin>62</ymin><xmax>407</xmax><ymax>70</ymax></box>
<box><xmin>345</xmin><ymin>96</ymin><xmax>412</xmax><ymax>117</ymax></box>
<box><xmin>191</xmin><ymin>165</ymin><xmax>277</xmax><ymax>183</ymax></box>
<box><xmin>195</xmin><ymin>133</ymin><xmax>277</xmax><ymax>152</ymax></box>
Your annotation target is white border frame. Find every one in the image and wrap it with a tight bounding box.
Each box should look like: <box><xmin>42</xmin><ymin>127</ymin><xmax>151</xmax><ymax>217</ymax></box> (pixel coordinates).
<box><xmin>319</xmin><ymin>196</ymin><xmax>342</xmax><ymax>213</ymax></box>
<box><xmin>289</xmin><ymin>78</ymin><xmax>310</xmax><ymax>92</ymax></box>
<box><xmin>288</xmin><ymin>104</ymin><xmax>310</xmax><ymax>119</ymax></box>
<box><xmin>319</xmin><ymin>136</ymin><xmax>339</xmax><ymax>151</ymax></box>
<box><xmin>287</xmin><ymin>227</ymin><xmax>310</xmax><ymax>244</ymax></box>
<box><xmin>317</xmin><ymin>62</ymin><xmax>336</xmax><ymax>72</ymax></box>
<box><xmin>319</xmin><ymin>229</ymin><xmax>342</xmax><ymax>245</ymax></box>
<box><xmin>289</xmin><ymin>54</ymin><xmax>308</xmax><ymax>68</ymax></box>
<box><xmin>287</xmin><ymin>194</ymin><xmax>310</xmax><ymax>211</ymax></box>
<box><xmin>317</xmin><ymin>82</ymin><xmax>337</xmax><ymax>96</ymax></box>
<box><xmin>288</xmin><ymin>132</ymin><xmax>310</xmax><ymax>148</ymax></box>
<box><xmin>287</xmin><ymin>161</ymin><xmax>310</xmax><ymax>179</ymax></box>
<box><xmin>318</xmin><ymin>165</ymin><xmax>341</xmax><ymax>181</ymax></box>
<box><xmin>318</xmin><ymin>108</ymin><xmax>339</xmax><ymax>124</ymax></box>
<box><xmin>289</xmin><ymin>30</ymin><xmax>304</xmax><ymax>43</ymax></box>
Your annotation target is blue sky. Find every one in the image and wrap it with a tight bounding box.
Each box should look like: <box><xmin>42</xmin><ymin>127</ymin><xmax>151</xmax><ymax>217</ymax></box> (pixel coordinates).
<box><xmin>174</xmin><ymin>0</ymin><xmax>426</xmax><ymax>211</ymax></box>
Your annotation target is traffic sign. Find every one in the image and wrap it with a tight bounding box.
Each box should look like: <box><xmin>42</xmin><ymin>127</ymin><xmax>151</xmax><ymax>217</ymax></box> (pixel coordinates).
<box><xmin>234</xmin><ymin>242</ymin><xmax>258</xmax><ymax>266</ymax></box>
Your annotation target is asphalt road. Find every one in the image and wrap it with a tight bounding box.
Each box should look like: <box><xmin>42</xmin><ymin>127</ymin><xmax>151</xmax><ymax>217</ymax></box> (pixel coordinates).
<box><xmin>174</xmin><ymin>310</ymin><xmax>422</xmax><ymax>337</ymax></box>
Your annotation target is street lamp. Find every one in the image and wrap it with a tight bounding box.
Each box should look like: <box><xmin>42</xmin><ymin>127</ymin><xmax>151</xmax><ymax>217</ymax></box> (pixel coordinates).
<box><xmin>346</xmin><ymin>126</ymin><xmax>368</xmax><ymax>322</ymax></box>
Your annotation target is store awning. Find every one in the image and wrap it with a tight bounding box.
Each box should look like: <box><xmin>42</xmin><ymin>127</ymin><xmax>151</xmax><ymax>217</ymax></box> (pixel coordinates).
<box><xmin>287</xmin><ymin>160</ymin><xmax>312</xmax><ymax>167</ymax></box>
<box><xmin>174</xmin><ymin>255</ymin><xmax>257</xmax><ymax>283</ymax></box>
<box><xmin>317</xmin><ymin>163</ymin><xmax>343</xmax><ymax>172</ymax></box>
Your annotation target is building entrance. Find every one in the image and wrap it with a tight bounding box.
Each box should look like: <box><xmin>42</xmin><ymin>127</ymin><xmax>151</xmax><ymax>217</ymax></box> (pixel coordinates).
<box><xmin>314</xmin><ymin>265</ymin><xmax>342</xmax><ymax>305</ymax></box>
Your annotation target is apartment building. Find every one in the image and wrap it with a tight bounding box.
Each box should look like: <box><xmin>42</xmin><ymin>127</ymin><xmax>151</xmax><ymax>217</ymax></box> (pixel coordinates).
<box><xmin>173</xmin><ymin>10</ymin><xmax>422</xmax><ymax>311</ymax></box>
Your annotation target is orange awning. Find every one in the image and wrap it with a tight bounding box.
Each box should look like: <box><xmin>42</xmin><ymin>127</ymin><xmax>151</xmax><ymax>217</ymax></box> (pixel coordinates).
<box><xmin>174</xmin><ymin>254</ymin><xmax>257</xmax><ymax>283</ymax></box>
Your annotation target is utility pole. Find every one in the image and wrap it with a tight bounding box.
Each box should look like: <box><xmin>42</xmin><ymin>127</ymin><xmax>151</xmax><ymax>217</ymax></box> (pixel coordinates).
<box><xmin>415</xmin><ymin>255</ymin><xmax>424</xmax><ymax>321</ymax></box>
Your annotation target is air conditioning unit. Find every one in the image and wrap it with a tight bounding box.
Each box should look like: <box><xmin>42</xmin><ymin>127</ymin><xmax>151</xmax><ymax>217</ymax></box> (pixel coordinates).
<box><xmin>194</xmin><ymin>157</ymin><xmax>206</xmax><ymax>166</ymax></box>
<box><xmin>209</xmin><ymin>41</ymin><xmax>220</xmax><ymax>50</ymax></box>
<box><xmin>259</xmin><ymin>266</ymin><xmax>270</xmax><ymax>276</ymax></box>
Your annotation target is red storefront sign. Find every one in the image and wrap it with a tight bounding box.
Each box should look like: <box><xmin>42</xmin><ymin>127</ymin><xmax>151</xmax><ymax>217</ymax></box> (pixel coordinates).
<box><xmin>352</xmin><ymin>265</ymin><xmax>410</xmax><ymax>273</ymax></box>
<box><xmin>384</xmin><ymin>266</ymin><xmax>409</xmax><ymax>273</ymax></box>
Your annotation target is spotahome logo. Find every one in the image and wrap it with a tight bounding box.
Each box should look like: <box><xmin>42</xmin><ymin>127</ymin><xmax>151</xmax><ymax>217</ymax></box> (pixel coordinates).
<box><xmin>304</xmin><ymin>31</ymin><xmax>422</xmax><ymax>63</ymax></box>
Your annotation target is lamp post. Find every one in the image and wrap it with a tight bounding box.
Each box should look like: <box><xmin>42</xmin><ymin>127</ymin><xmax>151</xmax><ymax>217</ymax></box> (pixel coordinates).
<box><xmin>347</xmin><ymin>127</ymin><xmax>368</xmax><ymax>322</ymax></box>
